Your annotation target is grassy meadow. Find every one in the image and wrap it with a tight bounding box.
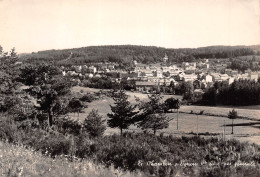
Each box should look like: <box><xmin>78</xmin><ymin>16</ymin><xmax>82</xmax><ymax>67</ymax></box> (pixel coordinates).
<box><xmin>180</xmin><ymin>105</ymin><xmax>260</xmax><ymax>121</ymax></box>
<box><xmin>71</xmin><ymin>86</ymin><xmax>260</xmax><ymax>145</ymax></box>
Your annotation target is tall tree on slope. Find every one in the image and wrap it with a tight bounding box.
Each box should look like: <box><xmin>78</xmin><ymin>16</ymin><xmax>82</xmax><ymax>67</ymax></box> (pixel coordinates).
<box><xmin>107</xmin><ymin>89</ymin><xmax>138</xmax><ymax>135</ymax></box>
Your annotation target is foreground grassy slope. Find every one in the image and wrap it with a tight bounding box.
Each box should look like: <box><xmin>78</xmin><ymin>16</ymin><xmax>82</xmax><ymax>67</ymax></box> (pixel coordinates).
<box><xmin>0</xmin><ymin>141</ymin><xmax>144</xmax><ymax>177</ymax></box>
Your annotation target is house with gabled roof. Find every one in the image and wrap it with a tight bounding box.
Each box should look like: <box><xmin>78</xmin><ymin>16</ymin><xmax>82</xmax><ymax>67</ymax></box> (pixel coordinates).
<box><xmin>135</xmin><ymin>81</ymin><xmax>157</xmax><ymax>92</ymax></box>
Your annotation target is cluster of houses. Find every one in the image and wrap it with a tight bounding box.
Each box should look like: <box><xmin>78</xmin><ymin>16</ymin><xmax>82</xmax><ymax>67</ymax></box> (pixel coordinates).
<box><xmin>61</xmin><ymin>54</ymin><xmax>260</xmax><ymax>95</ymax></box>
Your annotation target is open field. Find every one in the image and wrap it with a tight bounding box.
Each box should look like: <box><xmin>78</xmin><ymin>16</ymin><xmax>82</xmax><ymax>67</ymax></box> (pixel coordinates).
<box><xmin>180</xmin><ymin>105</ymin><xmax>260</xmax><ymax>121</ymax></box>
<box><xmin>0</xmin><ymin>141</ymin><xmax>143</xmax><ymax>177</ymax></box>
<box><xmin>71</xmin><ymin>86</ymin><xmax>260</xmax><ymax>145</ymax></box>
<box><xmin>164</xmin><ymin>113</ymin><xmax>260</xmax><ymax>145</ymax></box>
<box><xmin>70</xmin><ymin>98</ymin><xmax>259</xmax><ymax>145</ymax></box>
<box><xmin>218</xmin><ymin>105</ymin><xmax>260</xmax><ymax>110</ymax></box>
<box><xmin>72</xmin><ymin>86</ymin><xmax>260</xmax><ymax>120</ymax></box>
<box><xmin>101</xmin><ymin>112</ymin><xmax>260</xmax><ymax>145</ymax></box>
<box><xmin>70</xmin><ymin>86</ymin><xmax>182</xmax><ymax>122</ymax></box>
<box><xmin>72</xmin><ymin>86</ymin><xmax>183</xmax><ymax>102</ymax></box>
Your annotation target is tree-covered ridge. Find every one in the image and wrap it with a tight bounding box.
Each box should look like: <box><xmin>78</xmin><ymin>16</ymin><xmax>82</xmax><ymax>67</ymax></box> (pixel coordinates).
<box><xmin>19</xmin><ymin>45</ymin><xmax>260</xmax><ymax>65</ymax></box>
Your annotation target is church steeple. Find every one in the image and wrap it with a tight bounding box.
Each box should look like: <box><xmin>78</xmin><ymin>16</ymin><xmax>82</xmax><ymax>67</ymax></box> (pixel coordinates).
<box><xmin>163</xmin><ymin>53</ymin><xmax>168</xmax><ymax>63</ymax></box>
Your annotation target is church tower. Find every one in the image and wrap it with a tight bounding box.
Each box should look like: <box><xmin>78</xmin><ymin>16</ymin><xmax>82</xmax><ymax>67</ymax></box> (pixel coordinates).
<box><xmin>163</xmin><ymin>53</ymin><xmax>168</xmax><ymax>63</ymax></box>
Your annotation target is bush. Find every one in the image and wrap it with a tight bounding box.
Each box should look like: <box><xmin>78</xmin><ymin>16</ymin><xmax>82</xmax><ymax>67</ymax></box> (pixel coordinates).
<box><xmin>80</xmin><ymin>93</ymin><xmax>96</xmax><ymax>102</ymax></box>
<box><xmin>74</xmin><ymin>132</ymin><xmax>92</xmax><ymax>158</ymax></box>
<box><xmin>35</xmin><ymin>133</ymin><xmax>72</xmax><ymax>157</ymax></box>
<box><xmin>54</xmin><ymin>116</ymin><xmax>82</xmax><ymax>136</ymax></box>
<box><xmin>83</xmin><ymin>109</ymin><xmax>106</xmax><ymax>138</ymax></box>
<box><xmin>0</xmin><ymin>117</ymin><xmax>23</xmax><ymax>143</ymax></box>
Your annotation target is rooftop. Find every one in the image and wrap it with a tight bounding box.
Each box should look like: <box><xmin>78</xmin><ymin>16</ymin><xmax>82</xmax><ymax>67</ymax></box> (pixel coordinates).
<box><xmin>136</xmin><ymin>81</ymin><xmax>157</xmax><ymax>86</ymax></box>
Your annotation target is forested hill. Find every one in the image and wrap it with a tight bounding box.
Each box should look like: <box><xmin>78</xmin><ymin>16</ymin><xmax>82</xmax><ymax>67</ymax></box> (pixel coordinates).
<box><xmin>20</xmin><ymin>45</ymin><xmax>260</xmax><ymax>65</ymax></box>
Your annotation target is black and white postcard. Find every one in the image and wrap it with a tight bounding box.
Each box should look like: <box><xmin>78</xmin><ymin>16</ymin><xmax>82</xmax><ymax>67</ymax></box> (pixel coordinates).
<box><xmin>0</xmin><ymin>0</ymin><xmax>259</xmax><ymax>176</ymax></box>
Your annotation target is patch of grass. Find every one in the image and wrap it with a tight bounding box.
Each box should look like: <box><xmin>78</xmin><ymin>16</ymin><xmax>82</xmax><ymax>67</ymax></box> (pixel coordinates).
<box><xmin>180</xmin><ymin>105</ymin><xmax>260</xmax><ymax>121</ymax></box>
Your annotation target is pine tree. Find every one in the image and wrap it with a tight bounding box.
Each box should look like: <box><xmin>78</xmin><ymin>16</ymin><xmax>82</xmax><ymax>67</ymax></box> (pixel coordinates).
<box><xmin>137</xmin><ymin>93</ymin><xmax>172</xmax><ymax>134</ymax></box>
<box><xmin>107</xmin><ymin>89</ymin><xmax>138</xmax><ymax>135</ymax></box>
<box><xmin>138</xmin><ymin>113</ymin><xmax>171</xmax><ymax>134</ymax></box>
<box><xmin>26</xmin><ymin>67</ymin><xmax>71</xmax><ymax>127</ymax></box>
<box><xmin>83</xmin><ymin>109</ymin><xmax>106</xmax><ymax>138</ymax></box>
<box><xmin>228</xmin><ymin>109</ymin><xmax>238</xmax><ymax>134</ymax></box>
<box><xmin>10</xmin><ymin>47</ymin><xmax>17</xmax><ymax>58</ymax></box>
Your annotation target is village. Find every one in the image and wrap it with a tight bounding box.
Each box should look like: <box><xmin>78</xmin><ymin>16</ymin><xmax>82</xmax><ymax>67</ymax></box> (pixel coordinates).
<box><xmin>1</xmin><ymin>0</ymin><xmax>260</xmax><ymax>176</ymax></box>
<box><xmin>61</xmin><ymin>54</ymin><xmax>260</xmax><ymax>96</ymax></box>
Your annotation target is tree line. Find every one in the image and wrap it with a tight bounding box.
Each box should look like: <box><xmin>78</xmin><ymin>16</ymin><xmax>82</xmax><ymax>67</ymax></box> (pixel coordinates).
<box><xmin>228</xmin><ymin>56</ymin><xmax>260</xmax><ymax>72</ymax></box>
<box><xmin>200</xmin><ymin>79</ymin><xmax>260</xmax><ymax>106</ymax></box>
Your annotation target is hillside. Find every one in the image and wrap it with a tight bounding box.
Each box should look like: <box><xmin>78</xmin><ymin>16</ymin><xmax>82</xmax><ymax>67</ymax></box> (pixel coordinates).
<box><xmin>0</xmin><ymin>141</ymin><xmax>143</xmax><ymax>177</ymax></box>
<box><xmin>19</xmin><ymin>45</ymin><xmax>260</xmax><ymax>65</ymax></box>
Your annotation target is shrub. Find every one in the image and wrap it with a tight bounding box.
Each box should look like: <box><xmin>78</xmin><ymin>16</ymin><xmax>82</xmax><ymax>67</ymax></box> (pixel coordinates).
<box><xmin>54</xmin><ymin>116</ymin><xmax>82</xmax><ymax>136</ymax></box>
<box><xmin>74</xmin><ymin>132</ymin><xmax>92</xmax><ymax>158</ymax></box>
<box><xmin>80</xmin><ymin>93</ymin><xmax>96</xmax><ymax>102</ymax></box>
<box><xmin>35</xmin><ymin>133</ymin><xmax>71</xmax><ymax>157</ymax></box>
<box><xmin>0</xmin><ymin>117</ymin><xmax>26</xmax><ymax>143</ymax></box>
<box><xmin>199</xmin><ymin>110</ymin><xmax>204</xmax><ymax>115</ymax></box>
<box><xmin>83</xmin><ymin>109</ymin><xmax>106</xmax><ymax>138</ymax></box>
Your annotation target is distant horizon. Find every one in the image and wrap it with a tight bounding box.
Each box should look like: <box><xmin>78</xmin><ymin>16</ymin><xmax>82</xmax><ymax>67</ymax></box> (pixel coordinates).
<box><xmin>1</xmin><ymin>0</ymin><xmax>259</xmax><ymax>54</ymax></box>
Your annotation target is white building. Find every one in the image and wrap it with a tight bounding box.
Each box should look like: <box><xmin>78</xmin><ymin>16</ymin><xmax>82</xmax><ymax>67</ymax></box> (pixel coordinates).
<box><xmin>249</xmin><ymin>72</ymin><xmax>258</xmax><ymax>81</ymax></box>
<box><xmin>236</xmin><ymin>73</ymin><xmax>248</xmax><ymax>80</ymax></box>
<box><xmin>162</xmin><ymin>67</ymin><xmax>170</xmax><ymax>72</ymax></box>
<box><xmin>73</xmin><ymin>66</ymin><xmax>82</xmax><ymax>73</ymax></box>
<box><xmin>67</xmin><ymin>71</ymin><xmax>78</xmax><ymax>76</ymax></box>
<box><xmin>158</xmin><ymin>78</ymin><xmax>175</xmax><ymax>86</ymax></box>
<box><xmin>147</xmin><ymin>76</ymin><xmax>159</xmax><ymax>83</ymax></box>
<box><xmin>227</xmin><ymin>77</ymin><xmax>235</xmax><ymax>85</ymax></box>
<box><xmin>182</xmin><ymin>62</ymin><xmax>189</xmax><ymax>70</ymax></box>
<box><xmin>82</xmin><ymin>65</ymin><xmax>88</xmax><ymax>72</ymax></box>
<box><xmin>183</xmin><ymin>74</ymin><xmax>198</xmax><ymax>82</ymax></box>
<box><xmin>88</xmin><ymin>66</ymin><xmax>97</xmax><ymax>74</ymax></box>
<box><xmin>155</xmin><ymin>70</ymin><xmax>163</xmax><ymax>78</ymax></box>
<box><xmin>211</xmin><ymin>73</ymin><xmax>222</xmax><ymax>82</ymax></box>
<box><xmin>145</xmin><ymin>70</ymin><xmax>153</xmax><ymax>77</ymax></box>
<box><xmin>138</xmin><ymin>69</ymin><xmax>153</xmax><ymax>77</ymax></box>
<box><xmin>204</xmin><ymin>74</ymin><xmax>213</xmax><ymax>83</ymax></box>
<box><xmin>169</xmin><ymin>65</ymin><xmax>177</xmax><ymax>70</ymax></box>
<box><xmin>220</xmin><ymin>74</ymin><xmax>229</xmax><ymax>81</ymax></box>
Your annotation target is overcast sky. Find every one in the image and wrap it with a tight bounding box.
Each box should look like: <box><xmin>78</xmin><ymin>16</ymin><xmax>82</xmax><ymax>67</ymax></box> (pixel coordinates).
<box><xmin>0</xmin><ymin>0</ymin><xmax>259</xmax><ymax>53</ymax></box>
